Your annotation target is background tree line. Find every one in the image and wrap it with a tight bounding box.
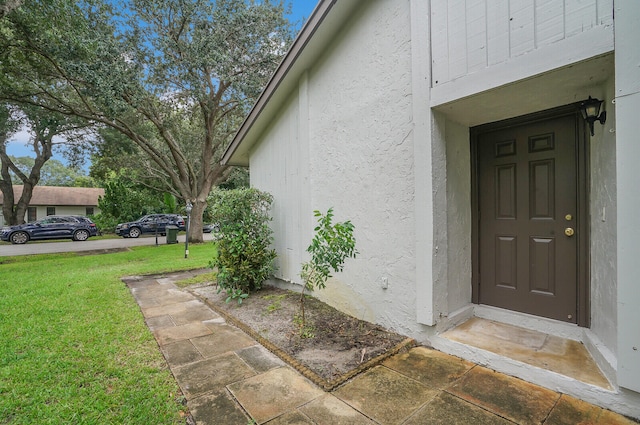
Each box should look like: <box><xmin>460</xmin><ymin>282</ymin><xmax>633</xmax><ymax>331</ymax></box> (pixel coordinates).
<box><xmin>0</xmin><ymin>0</ymin><xmax>294</xmax><ymax>239</ymax></box>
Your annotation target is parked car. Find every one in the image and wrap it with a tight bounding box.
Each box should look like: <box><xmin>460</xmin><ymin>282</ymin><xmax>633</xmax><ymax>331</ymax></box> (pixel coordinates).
<box><xmin>115</xmin><ymin>214</ymin><xmax>185</xmax><ymax>238</ymax></box>
<box><xmin>0</xmin><ymin>215</ymin><xmax>99</xmax><ymax>244</ymax></box>
<box><xmin>68</xmin><ymin>215</ymin><xmax>102</xmax><ymax>235</ymax></box>
<box><xmin>202</xmin><ymin>223</ymin><xmax>220</xmax><ymax>233</ymax></box>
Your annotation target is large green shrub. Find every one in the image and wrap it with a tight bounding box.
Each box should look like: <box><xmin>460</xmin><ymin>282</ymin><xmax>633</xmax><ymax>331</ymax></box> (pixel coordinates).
<box><xmin>208</xmin><ymin>188</ymin><xmax>277</xmax><ymax>303</ymax></box>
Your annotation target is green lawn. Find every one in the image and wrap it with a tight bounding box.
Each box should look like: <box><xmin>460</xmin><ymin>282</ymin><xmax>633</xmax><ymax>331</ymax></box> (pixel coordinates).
<box><xmin>0</xmin><ymin>243</ymin><xmax>215</xmax><ymax>424</ymax></box>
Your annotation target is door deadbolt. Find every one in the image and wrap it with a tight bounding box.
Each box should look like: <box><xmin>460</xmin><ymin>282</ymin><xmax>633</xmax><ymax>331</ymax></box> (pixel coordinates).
<box><xmin>565</xmin><ymin>214</ymin><xmax>573</xmax><ymax>221</ymax></box>
<box><xmin>564</xmin><ymin>227</ymin><xmax>575</xmax><ymax>237</ymax></box>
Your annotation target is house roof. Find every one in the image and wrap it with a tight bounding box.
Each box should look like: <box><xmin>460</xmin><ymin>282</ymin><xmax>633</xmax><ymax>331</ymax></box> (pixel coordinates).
<box><xmin>221</xmin><ymin>0</ymin><xmax>362</xmax><ymax>166</ymax></box>
<box><xmin>0</xmin><ymin>185</ymin><xmax>105</xmax><ymax>207</ymax></box>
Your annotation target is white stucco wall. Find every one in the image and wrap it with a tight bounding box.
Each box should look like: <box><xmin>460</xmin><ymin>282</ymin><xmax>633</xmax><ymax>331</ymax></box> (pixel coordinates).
<box><xmin>306</xmin><ymin>0</ymin><xmax>417</xmax><ymax>335</ymax></box>
<box><xmin>251</xmin><ymin>0</ymin><xmax>620</xmax><ymax>343</ymax></box>
<box><xmin>251</xmin><ymin>0</ymin><xmax>421</xmax><ymax>337</ymax></box>
<box><xmin>444</xmin><ymin>119</ymin><xmax>473</xmax><ymax>315</ymax></box>
<box><xmin>589</xmin><ymin>78</ymin><xmax>617</xmax><ymax>355</ymax></box>
<box><xmin>429</xmin><ymin>111</ymin><xmax>474</xmax><ymax>322</ymax></box>
<box><xmin>615</xmin><ymin>0</ymin><xmax>640</xmax><ymax>394</ymax></box>
<box><xmin>244</xmin><ymin>0</ymin><xmax>638</xmax><ymax>417</ymax></box>
<box><xmin>430</xmin><ymin>112</ymin><xmax>448</xmax><ymax>322</ymax></box>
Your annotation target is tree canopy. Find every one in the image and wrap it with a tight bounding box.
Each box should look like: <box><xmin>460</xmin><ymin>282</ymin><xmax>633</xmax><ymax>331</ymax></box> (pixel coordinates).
<box><xmin>0</xmin><ymin>0</ymin><xmax>293</xmax><ymax>239</ymax></box>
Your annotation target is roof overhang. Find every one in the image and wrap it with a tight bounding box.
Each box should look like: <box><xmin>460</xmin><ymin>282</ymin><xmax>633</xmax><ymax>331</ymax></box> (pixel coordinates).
<box><xmin>221</xmin><ymin>0</ymin><xmax>361</xmax><ymax>166</ymax></box>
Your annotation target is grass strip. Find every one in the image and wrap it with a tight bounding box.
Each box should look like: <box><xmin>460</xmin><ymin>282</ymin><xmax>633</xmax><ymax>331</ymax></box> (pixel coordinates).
<box><xmin>0</xmin><ymin>243</ymin><xmax>214</xmax><ymax>424</ymax></box>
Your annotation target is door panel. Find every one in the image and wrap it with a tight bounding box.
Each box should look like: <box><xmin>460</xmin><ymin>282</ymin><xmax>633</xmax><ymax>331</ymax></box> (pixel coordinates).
<box><xmin>476</xmin><ymin>115</ymin><xmax>578</xmax><ymax>323</ymax></box>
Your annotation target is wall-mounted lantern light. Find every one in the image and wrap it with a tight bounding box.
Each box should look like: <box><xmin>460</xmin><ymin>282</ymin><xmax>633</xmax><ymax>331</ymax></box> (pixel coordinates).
<box><xmin>580</xmin><ymin>96</ymin><xmax>607</xmax><ymax>136</ymax></box>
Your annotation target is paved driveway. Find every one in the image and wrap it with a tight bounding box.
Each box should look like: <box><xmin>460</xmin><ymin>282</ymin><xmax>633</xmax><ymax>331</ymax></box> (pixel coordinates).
<box><xmin>0</xmin><ymin>233</ymin><xmax>214</xmax><ymax>257</ymax></box>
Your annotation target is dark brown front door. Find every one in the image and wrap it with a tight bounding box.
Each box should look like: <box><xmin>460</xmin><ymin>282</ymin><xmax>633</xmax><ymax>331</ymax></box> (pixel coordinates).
<box><xmin>475</xmin><ymin>114</ymin><xmax>582</xmax><ymax>323</ymax></box>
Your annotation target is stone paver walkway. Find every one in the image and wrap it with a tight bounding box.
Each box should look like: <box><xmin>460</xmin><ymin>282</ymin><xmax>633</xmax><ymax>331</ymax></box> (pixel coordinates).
<box><xmin>123</xmin><ymin>271</ymin><xmax>638</xmax><ymax>425</ymax></box>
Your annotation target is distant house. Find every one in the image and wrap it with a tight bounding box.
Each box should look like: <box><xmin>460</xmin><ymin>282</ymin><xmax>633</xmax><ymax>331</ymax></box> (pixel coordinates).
<box><xmin>0</xmin><ymin>185</ymin><xmax>104</xmax><ymax>226</ymax></box>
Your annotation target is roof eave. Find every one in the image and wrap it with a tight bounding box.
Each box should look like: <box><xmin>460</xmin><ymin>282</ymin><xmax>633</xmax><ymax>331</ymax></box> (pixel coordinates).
<box><xmin>221</xmin><ymin>0</ymin><xmax>339</xmax><ymax>167</ymax></box>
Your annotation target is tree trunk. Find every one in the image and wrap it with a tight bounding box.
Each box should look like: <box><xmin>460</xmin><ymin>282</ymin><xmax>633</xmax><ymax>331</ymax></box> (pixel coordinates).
<box><xmin>181</xmin><ymin>163</ymin><xmax>232</xmax><ymax>244</ymax></box>
<box><xmin>0</xmin><ymin>180</ymin><xmax>17</xmax><ymax>225</ymax></box>
<box><xmin>187</xmin><ymin>199</ymin><xmax>205</xmax><ymax>244</ymax></box>
<box><xmin>0</xmin><ymin>116</ymin><xmax>53</xmax><ymax>225</ymax></box>
<box><xmin>15</xmin><ymin>183</ymin><xmax>34</xmax><ymax>223</ymax></box>
<box><xmin>0</xmin><ymin>146</ymin><xmax>19</xmax><ymax>225</ymax></box>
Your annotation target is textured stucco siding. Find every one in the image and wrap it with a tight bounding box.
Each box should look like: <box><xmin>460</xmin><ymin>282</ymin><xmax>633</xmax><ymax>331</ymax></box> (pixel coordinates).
<box><xmin>615</xmin><ymin>0</ymin><xmax>640</xmax><ymax>393</ymax></box>
<box><xmin>444</xmin><ymin>119</ymin><xmax>472</xmax><ymax>314</ymax></box>
<box><xmin>244</xmin><ymin>0</ymin><xmax>639</xmax><ymax>416</ymax></box>
<box><xmin>305</xmin><ymin>0</ymin><xmax>415</xmax><ymax>334</ymax></box>
<box><xmin>589</xmin><ymin>78</ymin><xmax>617</xmax><ymax>355</ymax></box>
<box><xmin>250</xmin><ymin>0</ymin><xmax>620</xmax><ymax>344</ymax></box>
<box><xmin>251</xmin><ymin>0</ymin><xmax>418</xmax><ymax>336</ymax></box>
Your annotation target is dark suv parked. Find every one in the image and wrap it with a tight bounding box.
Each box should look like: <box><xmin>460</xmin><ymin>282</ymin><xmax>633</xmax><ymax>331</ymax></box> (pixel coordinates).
<box><xmin>115</xmin><ymin>214</ymin><xmax>185</xmax><ymax>238</ymax></box>
<box><xmin>1</xmin><ymin>215</ymin><xmax>99</xmax><ymax>244</ymax></box>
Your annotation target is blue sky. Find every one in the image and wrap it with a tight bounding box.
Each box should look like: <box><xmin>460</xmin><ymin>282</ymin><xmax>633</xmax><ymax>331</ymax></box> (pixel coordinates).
<box><xmin>288</xmin><ymin>1</ymin><xmax>317</xmax><ymax>30</ymax></box>
<box><xmin>6</xmin><ymin>0</ymin><xmax>318</xmax><ymax>167</ymax></box>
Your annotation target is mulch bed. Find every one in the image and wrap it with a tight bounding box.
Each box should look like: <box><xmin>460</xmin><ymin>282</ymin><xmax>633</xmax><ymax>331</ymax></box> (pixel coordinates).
<box><xmin>190</xmin><ymin>284</ymin><xmax>415</xmax><ymax>391</ymax></box>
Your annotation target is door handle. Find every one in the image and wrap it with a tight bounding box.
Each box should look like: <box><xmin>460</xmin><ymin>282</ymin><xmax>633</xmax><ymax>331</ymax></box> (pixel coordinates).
<box><xmin>564</xmin><ymin>227</ymin><xmax>575</xmax><ymax>237</ymax></box>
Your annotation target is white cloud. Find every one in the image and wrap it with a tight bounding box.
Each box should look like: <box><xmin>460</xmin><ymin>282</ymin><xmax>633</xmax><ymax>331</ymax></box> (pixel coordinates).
<box><xmin>5</xmin><ymin>126</ymin><xmax>68</xmax><ymax>163</ymax></box>
<box><xmin>5</xmin><ymin>128</ymin><xmax>33</xmax><ymax>157</ymax></box>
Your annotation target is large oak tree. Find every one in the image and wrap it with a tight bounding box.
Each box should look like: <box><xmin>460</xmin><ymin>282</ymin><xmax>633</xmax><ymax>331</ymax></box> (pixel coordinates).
<box><xmin>0</xmin><ymin>0</ymin><xmax>293</xmax><ymax>241</ymax></box>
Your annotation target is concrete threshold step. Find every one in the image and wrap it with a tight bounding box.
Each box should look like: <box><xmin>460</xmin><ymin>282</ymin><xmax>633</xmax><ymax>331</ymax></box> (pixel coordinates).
<box><xmin>430</xmin><ymin>317</ymin><xmax>622</xmax><ymax>413</ymax></box>
<box><xmin>440</xmin><ymin>317</ymin><xmax>611</xmax><ymax>389</ymax></box>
